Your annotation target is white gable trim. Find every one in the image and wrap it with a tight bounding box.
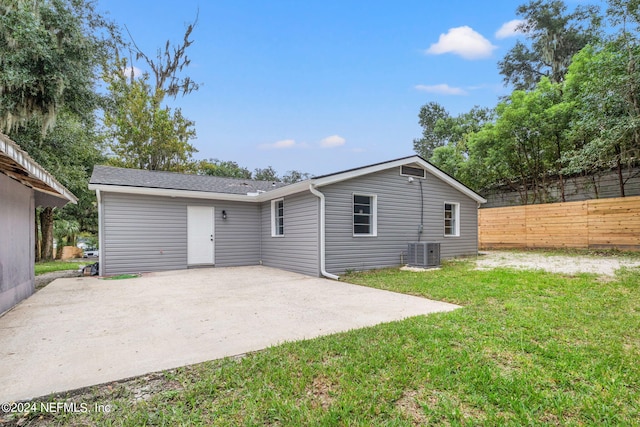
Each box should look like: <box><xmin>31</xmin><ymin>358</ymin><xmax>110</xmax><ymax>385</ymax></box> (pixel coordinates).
<box><xmin>312</xmin><ymin>156</ymin><xmax>486</xmax><ymax>204</ymax></box>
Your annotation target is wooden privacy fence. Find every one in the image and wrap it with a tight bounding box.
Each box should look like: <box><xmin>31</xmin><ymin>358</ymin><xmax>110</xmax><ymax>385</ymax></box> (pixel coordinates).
<box><xmin>478</xmin><ymin>195</ymin><xmax>640</xmax><ymax>251</ymax></box>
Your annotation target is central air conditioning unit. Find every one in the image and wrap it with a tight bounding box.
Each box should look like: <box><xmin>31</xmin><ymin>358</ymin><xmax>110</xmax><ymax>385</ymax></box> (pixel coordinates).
<box><xmin>407</xmin><ymin>242</ymin><xmax>440</xmax><ymax>268</ymax></box>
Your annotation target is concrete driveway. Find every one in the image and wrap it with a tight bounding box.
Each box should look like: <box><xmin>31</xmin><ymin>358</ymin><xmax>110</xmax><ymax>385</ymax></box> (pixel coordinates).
<box><xmin>0</xmin><ymin>266</ymin><xmax>459</xmax><ymax>402</ymax></box>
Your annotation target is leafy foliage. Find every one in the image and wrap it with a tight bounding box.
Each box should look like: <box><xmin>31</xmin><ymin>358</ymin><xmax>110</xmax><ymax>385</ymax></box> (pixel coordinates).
<box><xmin>282</xmin><ymin>170</ymin><xmax>312</xmax><ymax>183</ymax></box>
<box><xmin>412</xmin><ymin>101</ymin><xmax>451</xmax><ymax>159</ymax></box>
<box><xmin>196</xmin><ymin>158</ymin><xmax>252</xmax><ymax>179</ymax></box>
<box><xmin>195</xmin><ymin>159</ymin><xmax>310</xmax><ymax>183</ymax></box>
<box><xmin>253</xmin><ymin>166</ymin><xmax>280</xmax><ymax>182</ymax></box>
<box><xmin>105</xmin><ymin>19</ymin><xmax>200</xmax><ymax>172</ymax></box>
<box><xmin>104</xmin><ymin>71</ymin><xmax>197</xmax><ymax>172</ymax></box>
<box><xmin>465</xmin><ymin>79</ymin><xmax>574</xmax><ymax>203</ymax></box>
<box><xmin>0</xmin><ymin>0</ymin><xmax>116</xmax><ymax>133</ymax></box>
<box><xmin>1</xmin><ymin>0</ymin><xmax>113</xmax><ymax>259</ymax></box>
<box><xmin>416</xmin><ymin>0</ymin><xmax>640</xmax><ymax>201</ymax></box>
<box><xmin>10</xmin><ymin>111</ymin><xmax>106</xmax><ymax>243</ymax></box>
<box><xmin>498</xmin><ymin>0</ymin><xmax>600</xmax><ymax>90</ymax></box>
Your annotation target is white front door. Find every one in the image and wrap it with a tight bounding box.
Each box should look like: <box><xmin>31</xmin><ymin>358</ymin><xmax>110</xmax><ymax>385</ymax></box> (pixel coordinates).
<box><xmin>187</xmin><ymin>206</ymin><xmax>215</xmax><ymax>265</ymax></box>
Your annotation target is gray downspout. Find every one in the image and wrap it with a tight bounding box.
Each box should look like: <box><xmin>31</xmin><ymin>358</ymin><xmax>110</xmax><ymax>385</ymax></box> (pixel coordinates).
<box><xmin>309</xmin><ymin>184</ymin><xmax>340</xmax><ymax>280</ymax></box>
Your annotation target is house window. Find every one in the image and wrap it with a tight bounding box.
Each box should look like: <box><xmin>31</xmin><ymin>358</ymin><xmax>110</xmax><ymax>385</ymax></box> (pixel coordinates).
<box><xmin>444</xmin><ymin>202</ymin><xmax>459</xmax><ymax>237</ymax></box>
<box><xmin>353</xmin><ymin>194</ymin><xmax>377</xmax><ymax>236</ymax></box>
<box><xmin>271</xmin><ymin>198</ymin><xmax>284</xmax><ymax>236</ymax></box>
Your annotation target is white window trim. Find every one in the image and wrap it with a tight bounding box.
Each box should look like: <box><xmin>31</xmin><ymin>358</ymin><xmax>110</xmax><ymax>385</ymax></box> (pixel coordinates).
<box><xmin>271</xmin><ymin>198</ymin><xmax>284</xmax><ymax>237</ymax></box>
<box><xmin>352</xmin><ymin>193</ymin><xmax>377</xmax><ymax>237</ymax></box>
<box><xmin>444</xmin><ymin>201</ymin><xmax>460</xmax><ymax>237</ymax></box>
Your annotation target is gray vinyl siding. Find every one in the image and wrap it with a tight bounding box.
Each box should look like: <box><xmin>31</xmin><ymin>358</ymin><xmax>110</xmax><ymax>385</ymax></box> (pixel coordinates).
<box><xmin>101</xmin><ymin>192</ymin><xmax>260</xmax><ymax>275</ymax></box>
<box><xmin>260</xmin><ymin>192</ymin><xmax>320</xmax><ymax>276</ymax></box>
<box><xmin>322</xmin><ymin>167</ymin><xmax>479</xmax><ymax>275</ymax></box>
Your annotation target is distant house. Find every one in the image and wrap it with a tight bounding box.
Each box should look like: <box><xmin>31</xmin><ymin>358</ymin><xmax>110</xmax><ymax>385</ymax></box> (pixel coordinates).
<box><xmin>0</xmin><ymin>133</ymin><xmax>77</xmax><ymax>315</ymax></box>
<box><xmin>89</xmin><ymin>155</ymin><xmax>486</xmax><ymax>278</ymax></box>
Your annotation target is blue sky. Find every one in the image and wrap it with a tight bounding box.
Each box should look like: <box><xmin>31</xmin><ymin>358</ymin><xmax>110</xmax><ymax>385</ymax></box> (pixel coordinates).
<box><xmin>101</xmin><ymin>0</ymin><xmax>534</xmax><ymax>176</ymax></box>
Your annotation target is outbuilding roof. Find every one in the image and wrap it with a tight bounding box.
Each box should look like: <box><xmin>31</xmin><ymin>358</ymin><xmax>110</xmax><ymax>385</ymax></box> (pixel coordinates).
<box><xmin>90</xmin><ymin>165</ymin><xmax>287</xmax><ymax>195</ymax></box>
<box><xmin>0</xmin><ymin>133</ymin><xmax>77</xmax><ymax>206</ymax></box>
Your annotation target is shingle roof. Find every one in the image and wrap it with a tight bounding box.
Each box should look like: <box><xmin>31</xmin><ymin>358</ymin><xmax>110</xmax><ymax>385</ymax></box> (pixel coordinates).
<box><xmin>90</xmin><ymin>165</ymin><xmax>287</xmax><ymax>195</ymax></box>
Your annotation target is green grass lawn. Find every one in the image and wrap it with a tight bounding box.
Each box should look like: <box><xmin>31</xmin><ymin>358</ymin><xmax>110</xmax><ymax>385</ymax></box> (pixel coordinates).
<box><xmin>34</xmin><ymin>260</ymin><xmax>84</xmax><ymax>276</ymax></box>
<box><xmin>25</xmin><ymin>260</ymin><xmax>640</xmax><ymax>426</ymax></box>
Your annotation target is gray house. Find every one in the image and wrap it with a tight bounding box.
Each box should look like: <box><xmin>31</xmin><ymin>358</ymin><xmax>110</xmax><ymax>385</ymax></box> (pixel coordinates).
<box><xmin>89</xmin><ymin>156</ymin><xmax>486</xmax><ymax>278</ymax></box>
<box><xmin>0</xmin><ymin>133</ymin><xmax>77</xmax><ymax>315</ymax></box>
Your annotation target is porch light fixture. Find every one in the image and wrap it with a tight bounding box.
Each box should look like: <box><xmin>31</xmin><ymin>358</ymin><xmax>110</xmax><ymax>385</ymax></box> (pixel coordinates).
<box><xmin>222</xmin><ymin>210</ymin><xmax>227</xmax><ymax>220</ymax></box>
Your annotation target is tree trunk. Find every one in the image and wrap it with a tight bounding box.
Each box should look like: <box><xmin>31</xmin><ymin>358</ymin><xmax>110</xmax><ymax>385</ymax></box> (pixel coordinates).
<box><xmin>591</xmin><ymin>174</ymin><xmax>599</xmax><ymax>199</ymax></box>
<box><xmin>615</xmin><ymin>145</ymin><xmax>625</xmax><ymax>198</ymax></box>
<box><xmin>39</xmin><ymin>207</ymin><xmax>55</xmax><ymax>261</ymax></box>
<box><xmin>35</xmin><ymin>211</ymin><xmax>41</xmax><ymax>262</ymax></box>
<box><xmin>556</xmin><ymin>135</ymin><xmax>565</xmax><ymax>202</ymax></box>
<box><xmin>617</xmin><ymin>159</ymin><xmax>625</xmax><ymax>197</ymax></box>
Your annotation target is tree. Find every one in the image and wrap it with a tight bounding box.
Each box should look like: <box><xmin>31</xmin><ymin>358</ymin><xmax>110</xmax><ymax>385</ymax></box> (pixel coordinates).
<box><xmin>562</xmin><ymin>43</ymin><xmax>640</xmax><ymax>197</ymax></box>
<box><xmin>498</xmin><ymin>0</ymin><xmax>600</xmax><ymax>90</ymax></box>
<box><xmin>415</xmin><ymin>105</ymin><xmax>493</xmax><ymax>187</ymax></box>
<box><xmin>254</xmin><ymin>167</ymin><xmax>280</xmax><ymax>182</ymax></box>
<box><xmin>0</xmin><ymin>0</ymin><xmax>117</xmax><ymax>134</ymax></box>
<box><xmin>54</xmin><ymin>219</ymin><xmax>80</xmax><ymax>254</ymax></box>
<box><xmin>105</xmin><ymin>18</ymin><xmax>199</xmax><ymax>172</ymax></box>
<box><xmin>0</xmin><ymin>0</ymin><xmax>115</xmax><ymax>260</ymax></box>
<box><xmin>413</xmin><ymin>102</ymin><xmax>493</xmax><ymax>166</ymax></box>
<box><xmin>557</xmin><ymin>0</ymin><xmax>640</xmax><ymax>198</ymax></box>
<box><xmin>465</xmin><ymin>79</ymin><xmax>573</xmax><ymax>204</ymax></box>
<box><xmin>196</xmin><ymin>159</ymin><xmax>252</xmax><ymax>179</ymax></box>
<box><xmin>11</xmin><ymin>111</ymin><xmax>105</xmax><ymax>260</ymax></box>
<box><xmin>104</xmin><ymin>73</ymin><xmax>197</xmax><ymax>171</ymax></box>
<box><xmin>412</xmin><ymin>102</ymin><xmax>451</xmax><ymax>159</ymax></box>
<box><xmin>127</xmin><ymin>17</ymin><xmax>199</xmax><ymax>98</ymax></box>
<box><xmin>282</xmin><ymin>170</ymin><xmax>312</xmax><ymax>183</ymax></box>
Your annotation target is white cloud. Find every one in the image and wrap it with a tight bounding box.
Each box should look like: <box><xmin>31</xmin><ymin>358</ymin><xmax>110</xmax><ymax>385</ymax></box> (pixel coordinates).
<box><xmin>415</xmin><ymin>84</ymin><xmax>468</xmax><ymax>96</ymax></box>
<box><xmin>495</xmin><ymin>19</ymin><xmax>526</xmax><ymax>39</ymax></box>
<box><xmin>320</xmin><ymin>135</ymin><xmax>346</xmax><ymax>148</ymax></box>
<box><xmin>425</xmin><ymin>26</ymin><xmax>497</xmax><ymax>60</ymax></box>
<box><xmin>259</xmin><ymin>139</ymin><xmax>297</xmax><ymax>150</ymax></box>
<box><xmin>122</xmin><ymin>66</ymin><xmax>143</xmax><ymax>78</ymax></box>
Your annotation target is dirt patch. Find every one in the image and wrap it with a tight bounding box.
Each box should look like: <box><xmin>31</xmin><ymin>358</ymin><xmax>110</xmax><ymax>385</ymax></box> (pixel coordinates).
<box><xmin>396</xmin><ymin>388</ymin><xmax>485</xmax><ymax>425</ymax></box>
<box><xmin>1</xmin><ymin>370</ymin><xmax>187</xmax><ymax>426</ymax></box>
<box><xmin>305</xmin><ymin>375</ymin><xmax>336</xmax><ymax>410</ymax></box>
<box><xmin>35</xmin><ymin>270</ymin><xmax>81</xmax><ymax>290</ymax></box>
<box><xmin>475</xmin><ymin>251</ymin><xmax>640</xmax><ymax>276</ymax></box>
<box><xmin>396</xmin><ymin>389</ymin><xmax>431</xmax><ymax>425</ymax></box>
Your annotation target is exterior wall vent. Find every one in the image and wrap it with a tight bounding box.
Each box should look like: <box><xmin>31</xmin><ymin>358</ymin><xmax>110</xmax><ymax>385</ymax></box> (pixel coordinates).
<box><xmin>407</xmin><ymin>242</ymin><xmax>440</xmax><ymax>268</ymax></box>
<box><xmin>400</xmin><ymin>165</ymin><xmax>426</xmax><ymax>179</ymax></box>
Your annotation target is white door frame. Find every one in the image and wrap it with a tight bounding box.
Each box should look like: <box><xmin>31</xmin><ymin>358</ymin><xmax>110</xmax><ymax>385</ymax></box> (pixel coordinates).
<box><xmin>187</xmin><ymin>206</ymin><xmax>215</xmax><ymax>265</ymax></box>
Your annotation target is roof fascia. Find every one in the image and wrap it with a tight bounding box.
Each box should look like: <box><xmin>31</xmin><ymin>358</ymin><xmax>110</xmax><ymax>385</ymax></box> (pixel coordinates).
<box><xmin>88</xmin><ymin>184</ymin><xmax>260</xmax><ymax>202</ymax></box>
<box><xmin>254</xmin><ymin>180</ymin><xmax>311</xmax><ymax>202</ymax></box>
<box><xmin>1</xmin><ymin>134</ymin><xmax>78</xmax><ymax>204</ymax></box>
